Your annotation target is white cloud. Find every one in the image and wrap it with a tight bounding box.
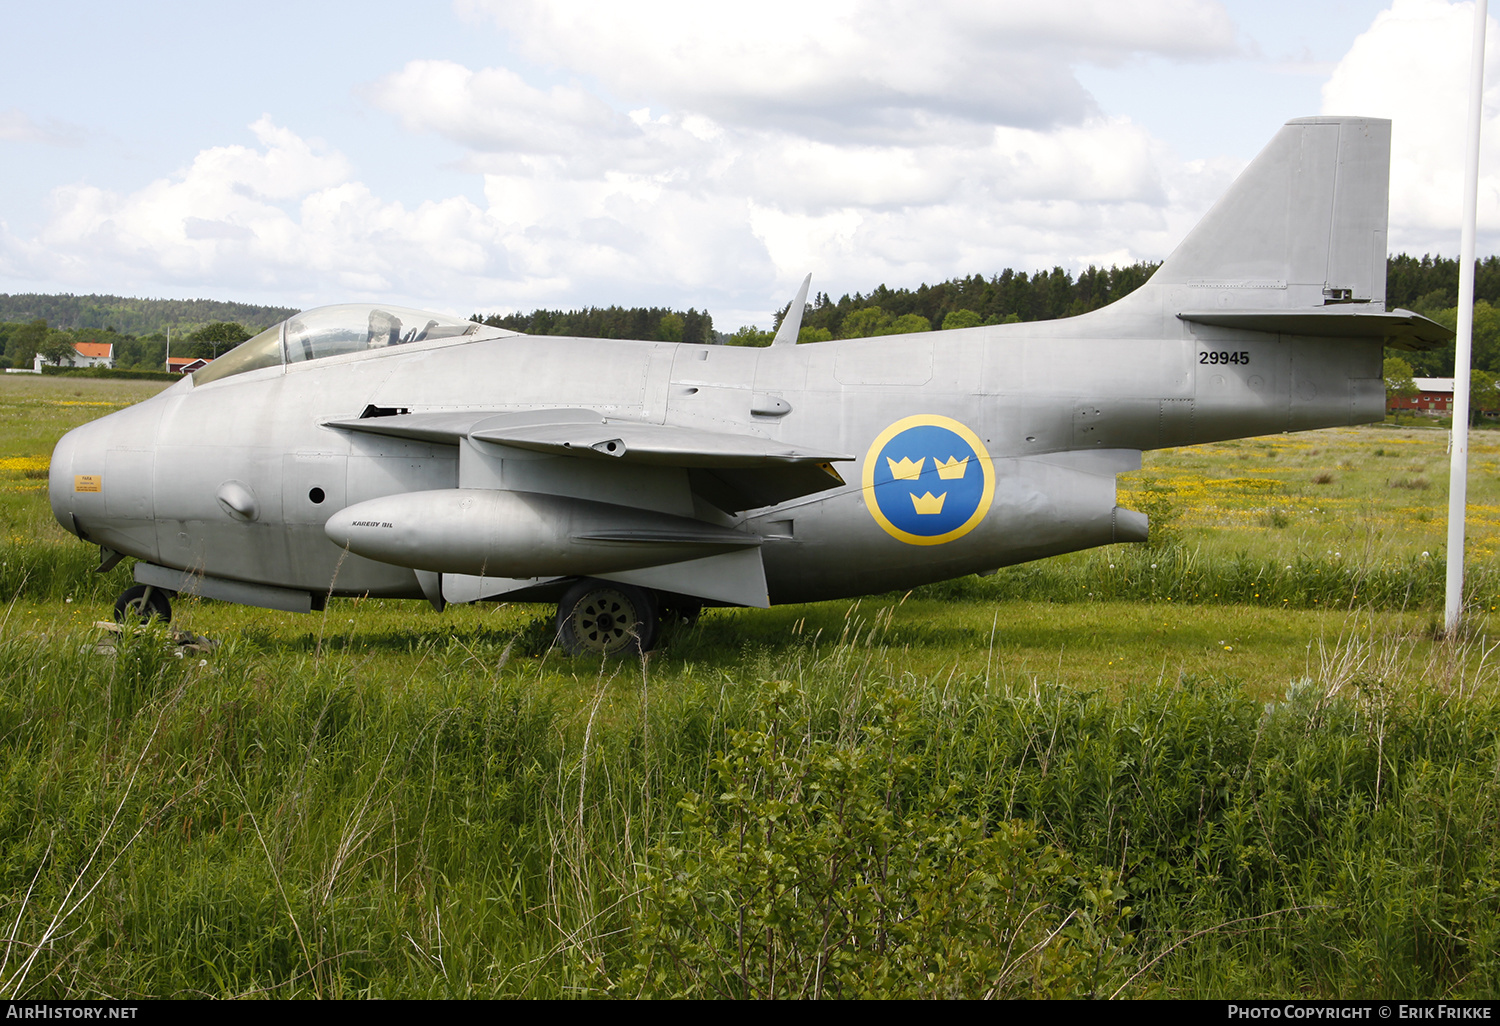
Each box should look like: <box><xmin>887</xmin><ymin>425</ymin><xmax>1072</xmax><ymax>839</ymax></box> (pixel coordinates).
<box><xmin>368</xmin><ymin>60</ymin><xmax>633</xmax><ymax>156</ymax></box>
<box><xmin>15</xmin><ymin>119</ymin><xmax>506</xmax><ymax>309</ymax></box>
<box><xmin>458</xmin><ymin>0</ymin><xmax>1238</xmax><ymax>138</ymax></box>
<box><xmin>1322</xmin><ymin>0</ymin><xmax>1500</xmax><ymax>254</ymax></box>
<box><xmin>3</xmin><ymin>1</ymin><xmax>1277</xmax><ymax>327</ymax></box>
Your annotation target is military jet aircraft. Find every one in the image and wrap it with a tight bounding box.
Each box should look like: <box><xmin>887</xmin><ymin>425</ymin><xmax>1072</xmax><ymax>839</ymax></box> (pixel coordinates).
<box><xmin>47</xmin><ymin>116</ymin><xmax>1448</xmax><ymax>655</ymax></box>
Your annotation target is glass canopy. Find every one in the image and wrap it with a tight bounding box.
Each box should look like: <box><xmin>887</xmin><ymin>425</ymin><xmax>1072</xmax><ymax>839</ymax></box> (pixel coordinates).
<box><xmin>193</xmin><ymin>305</ymin><xmax>480</xmax><ymax>385</ymax></box>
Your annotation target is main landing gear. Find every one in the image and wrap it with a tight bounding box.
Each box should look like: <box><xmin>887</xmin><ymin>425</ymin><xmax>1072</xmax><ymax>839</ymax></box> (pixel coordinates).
<box><xmin>552</xmin><ymin>579</ymin><xmax>708</xmax><ymax>657</ymax></box>
<box><xmin>555</xmin><ymin>579</ymin><xmax>659</xmax><ymax>658</ymax></box>
<box><xmin>113</xmin><ymin>584</ymin><xmax>172</xmax><ymax>624</ymax></box>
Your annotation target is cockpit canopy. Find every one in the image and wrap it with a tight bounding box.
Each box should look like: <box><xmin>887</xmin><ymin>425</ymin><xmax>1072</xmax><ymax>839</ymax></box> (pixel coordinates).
<box><xmin>193</xmin><ymin>304</ymin><xmax>480</xmax><ymax>385</ymax></box>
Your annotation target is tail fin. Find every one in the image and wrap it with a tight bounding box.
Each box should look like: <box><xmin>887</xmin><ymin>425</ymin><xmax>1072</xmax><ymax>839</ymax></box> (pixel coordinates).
<box><xmin>1153</xmin><ymin>117</ymin><xmax>1390</xmax><ymax>310</ymax></box>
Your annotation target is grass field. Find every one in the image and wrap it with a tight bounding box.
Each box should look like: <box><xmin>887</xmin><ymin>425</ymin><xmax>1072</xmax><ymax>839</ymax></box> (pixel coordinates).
<box><xmin>4</xmin><ymin>373</ymin><xmax>1500</xmax><ymax>998</ymax></box>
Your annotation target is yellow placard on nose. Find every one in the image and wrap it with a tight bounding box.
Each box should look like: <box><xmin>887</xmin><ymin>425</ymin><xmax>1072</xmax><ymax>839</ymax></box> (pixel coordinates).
<box><xmin>74</xmin><ymin>474</ymin><xmax>102</xmax><ymax>493</ymax></box>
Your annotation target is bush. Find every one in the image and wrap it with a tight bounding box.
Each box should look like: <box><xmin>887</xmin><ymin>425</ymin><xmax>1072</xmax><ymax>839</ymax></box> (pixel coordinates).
<box><xmin>627</xmin><ymin>683</ymin><xmax>1132</xmax><ymax>998</ymax></box>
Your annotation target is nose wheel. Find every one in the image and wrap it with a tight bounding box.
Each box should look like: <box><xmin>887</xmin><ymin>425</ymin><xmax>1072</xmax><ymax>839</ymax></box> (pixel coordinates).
<box><xmin>114</xmin><ymin>584</ymin><xmax>172</xmax><ymax>624</ymax></box>
<box><xmin>555</xmin><ymin>579</ymin><xmax>658</xmax><ymax>657</ymax></box>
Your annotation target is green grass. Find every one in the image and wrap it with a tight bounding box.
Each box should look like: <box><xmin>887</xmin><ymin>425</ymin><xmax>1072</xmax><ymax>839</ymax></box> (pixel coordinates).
<box><xmin>2</xmin><ymin>610</ymin><xmax>1499</xmax><ymax>997</ymax></box>
<box><xmin>6</xmin><ymin>375</ymin><xmax>1500</xmax><ymax>997</ymax></box>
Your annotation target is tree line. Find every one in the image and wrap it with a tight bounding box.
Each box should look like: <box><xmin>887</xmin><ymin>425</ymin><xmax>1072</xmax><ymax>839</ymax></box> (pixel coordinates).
<box><xmin>0</xmin><ymin>320</ymin><xmax>252</xmax><ymax>372</ymax></box>
<box><xmin>0</xmin><ymin>293</ymin><xmax>295</xmax><ymax>338</ymax></box>
<box><xmin>472</xmin><ymin>306</ymin><xmax>715</xmax><ymax>345</ymax></box>
<box><xmin>5</xmin><ymin>254</ymin><xmax>1500</xmax><ymax>371</ymax></box>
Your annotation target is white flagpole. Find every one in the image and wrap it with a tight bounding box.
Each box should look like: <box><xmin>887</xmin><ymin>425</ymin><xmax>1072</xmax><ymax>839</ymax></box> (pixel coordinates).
<box><xmin>1446</xmin><ymin>0</ymin><xmax>1489</xmax><ymax>636</ymax></box>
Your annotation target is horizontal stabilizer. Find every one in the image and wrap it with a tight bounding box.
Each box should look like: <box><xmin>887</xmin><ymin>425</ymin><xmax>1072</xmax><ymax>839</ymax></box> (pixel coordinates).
<box><xmin>1177</xmin><ymin>307</ymin><xmax>1451</xmax><ymax>349</ymax></box>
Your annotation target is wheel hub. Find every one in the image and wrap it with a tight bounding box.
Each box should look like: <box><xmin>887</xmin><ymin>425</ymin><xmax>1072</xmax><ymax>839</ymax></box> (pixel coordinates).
<box><xmin>579</xmin><ymin>595</ymin><xmax>635</xmax><ymax>650</ymax></box>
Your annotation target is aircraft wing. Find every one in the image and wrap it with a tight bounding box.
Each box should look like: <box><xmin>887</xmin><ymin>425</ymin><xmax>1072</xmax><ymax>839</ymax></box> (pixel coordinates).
<box><xmin>324</xmin><ymin>408</ymin><xmax>851</xmax><ymax>512</ymax></box>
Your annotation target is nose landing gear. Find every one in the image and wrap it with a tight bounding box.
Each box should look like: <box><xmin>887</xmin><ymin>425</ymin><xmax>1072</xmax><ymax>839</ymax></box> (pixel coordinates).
<box><xmin>113</xmin><ymin>584</ymin><xmax>172</xmax><ymax>624</ymax></box>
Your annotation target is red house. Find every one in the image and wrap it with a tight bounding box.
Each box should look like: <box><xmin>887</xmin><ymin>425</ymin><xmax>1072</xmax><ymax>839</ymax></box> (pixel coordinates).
<box><xmin>1388</xmin><ymin>377</ymin><xmax>1454</xmax><ymax>415</ymax></box>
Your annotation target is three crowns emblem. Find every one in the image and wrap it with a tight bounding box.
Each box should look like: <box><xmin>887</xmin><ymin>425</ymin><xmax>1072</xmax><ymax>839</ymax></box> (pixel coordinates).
<box><xmin>887</xmin><ymin>455</ymin><xmax>968</xmax><ymax>514</ymax></box>
<box><xmin>863</xmin><ymin>416</ymin><xmax>993</xmax><ymax>545</ymax></box>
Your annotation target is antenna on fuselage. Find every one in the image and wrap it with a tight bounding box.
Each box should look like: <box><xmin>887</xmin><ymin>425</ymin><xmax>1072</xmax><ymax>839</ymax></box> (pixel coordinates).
<box><xmin>771</xmin><ymin>274</ymin><xmax>812</xmax><ymax>347</ymax></box>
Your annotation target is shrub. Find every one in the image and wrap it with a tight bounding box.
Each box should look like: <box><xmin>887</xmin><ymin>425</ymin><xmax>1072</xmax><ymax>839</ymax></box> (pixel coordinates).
<box><xmin>627</xmin><ymin>683</ymin><xmax>1132</xmax><ymax>999</ymax></box>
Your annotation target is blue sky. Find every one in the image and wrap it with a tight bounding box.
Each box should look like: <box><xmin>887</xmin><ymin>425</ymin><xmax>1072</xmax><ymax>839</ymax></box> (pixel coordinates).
<box><xmin>0</xmin><ymin>0</ymin><xmax>1491</xmax><ymax>327</ymax></box>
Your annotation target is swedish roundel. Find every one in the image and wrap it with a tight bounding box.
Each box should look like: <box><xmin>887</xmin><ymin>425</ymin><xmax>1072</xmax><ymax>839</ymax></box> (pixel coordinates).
<box><xmin>861</xmin><ymin>415</ymin><xmax>995</xmax><ymax>546</ymax></box>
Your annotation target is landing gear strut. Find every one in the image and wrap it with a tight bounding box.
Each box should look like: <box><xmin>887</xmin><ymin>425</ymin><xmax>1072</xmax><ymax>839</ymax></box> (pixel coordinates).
<box><xmin>555</xmin><ymin>579</ymin><xmax>658</xmax><ymax>657</ymax></box>
<box><xmin>114</xmin><ymin>584</ymin><xmax>172</xmax><ymax>624</ymax></box>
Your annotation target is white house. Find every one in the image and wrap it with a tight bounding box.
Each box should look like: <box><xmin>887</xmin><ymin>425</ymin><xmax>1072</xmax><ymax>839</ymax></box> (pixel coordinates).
<box><xmin>33</xmin><ymin>342</ymin><xmax>115</xmax><ymax>371</ymax></box>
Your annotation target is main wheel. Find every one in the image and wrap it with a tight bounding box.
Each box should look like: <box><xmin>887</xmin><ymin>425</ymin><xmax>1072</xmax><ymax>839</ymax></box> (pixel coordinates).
<box><xmin>114</xmin><ymin>584</ymin><xmax>172</xmax><ymax>624</ymax></box>
<box><xmin>555</xmin><ymin>579</ymin><xmax>658</xmax><ymax>657</ymax></box>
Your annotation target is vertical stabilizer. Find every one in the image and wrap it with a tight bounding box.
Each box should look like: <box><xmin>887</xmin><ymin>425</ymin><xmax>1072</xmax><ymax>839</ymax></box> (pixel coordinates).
<box><xmin>1151</xmin><ymin>117</ymin><xmax>1390</xmax><ymax>310</ymax></box>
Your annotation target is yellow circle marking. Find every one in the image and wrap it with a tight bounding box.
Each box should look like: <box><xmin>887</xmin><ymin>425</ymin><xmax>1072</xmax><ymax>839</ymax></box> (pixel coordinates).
<box><xmin>861</xmin><ymin>414</ymin><xmax>994</xmax><ymax>546</ymax></box>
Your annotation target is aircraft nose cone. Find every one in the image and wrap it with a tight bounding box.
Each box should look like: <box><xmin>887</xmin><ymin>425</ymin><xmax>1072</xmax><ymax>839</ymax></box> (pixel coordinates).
<box><xmin>48</xmin><ymin>423</ymin><xmax>87</xmax><ymax>536</ymax></box>
<box><xmin>49</xmin><ymin>397</ymin><xmax>164</xmax><ymax>542</ymax></box>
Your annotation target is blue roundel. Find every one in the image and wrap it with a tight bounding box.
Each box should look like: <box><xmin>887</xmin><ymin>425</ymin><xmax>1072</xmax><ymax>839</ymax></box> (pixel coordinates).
<box><xmin>863</xmin><ymin>417</ymin><xmax>994</xmax><ymax>545</ymax></box>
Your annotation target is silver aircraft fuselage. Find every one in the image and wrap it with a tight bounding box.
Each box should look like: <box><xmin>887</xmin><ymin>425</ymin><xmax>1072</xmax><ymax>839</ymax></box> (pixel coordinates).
<box><xmin>46</xmin><ymin>116</ymin><xmax>1449</xmax><ymax>621</ymax></box>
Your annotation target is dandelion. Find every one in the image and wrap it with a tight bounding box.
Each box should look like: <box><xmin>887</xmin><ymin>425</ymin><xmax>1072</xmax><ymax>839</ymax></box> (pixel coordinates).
<box><xmin>1421</xmin><ymin>551</ymin><xmax>1430</xmax><ymax>558</ymax></box>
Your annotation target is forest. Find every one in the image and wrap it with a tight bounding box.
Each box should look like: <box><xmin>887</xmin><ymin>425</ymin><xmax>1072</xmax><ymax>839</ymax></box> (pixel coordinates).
<box><xmin>0</xmin><ymin>293</ymin><xmax>295</xmax><ymax>337</ymax></box>
<box><xmin>3</xmin><ymin>253</ymin><xmax>1497</xmax><ymax>374</ymax></box>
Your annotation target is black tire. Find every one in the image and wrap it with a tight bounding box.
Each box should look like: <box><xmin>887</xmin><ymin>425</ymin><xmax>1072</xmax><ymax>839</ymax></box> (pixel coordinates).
<box><xmin>555</xmin><ymin>579</ymin><xmax>658</xmax><ymax>657</ymax></box>
<box><xmin>114</xmin><ymin>584</ymin><xmax>172</xmax><ymax>624</ymax></box>
<box><xmin>659</xmin><ymin>599</ymin><xmax>702</xmax><ymax>628</ymax></box>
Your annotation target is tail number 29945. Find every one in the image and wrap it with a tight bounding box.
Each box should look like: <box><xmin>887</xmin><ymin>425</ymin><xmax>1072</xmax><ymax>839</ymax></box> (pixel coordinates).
<box><xmin>1200</xmin><ymin>350</ymin><xmax>1251</xmax><ymax>365</ymax></box>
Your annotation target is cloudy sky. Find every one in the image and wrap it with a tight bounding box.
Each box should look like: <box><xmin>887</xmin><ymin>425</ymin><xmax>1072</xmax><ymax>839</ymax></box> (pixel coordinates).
<box><xmin>0</xmin><ymin>0</ymin><xmax>1495</xmax><ymax>328</ymax></box>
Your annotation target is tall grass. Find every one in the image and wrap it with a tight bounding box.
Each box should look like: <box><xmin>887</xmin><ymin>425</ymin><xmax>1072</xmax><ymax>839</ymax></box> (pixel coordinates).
<box><xmin>3</xmin><ymin>536</ymin><xmax>1488</xmax><ymax>615</ymax></box>
<box><xmin>0</xmin><ymin>542</ymin><xmax>133</xmax><ymax>605</ymax></box>
<box><xmin>1</xmin><ymin>610</ymin><xmax>1499</xmax><ymax>997</ymax></box>
<box><xmin>917</xmin><ymin>543</ymin><xmax>1495</xmax><ymax>614</ymax></box>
